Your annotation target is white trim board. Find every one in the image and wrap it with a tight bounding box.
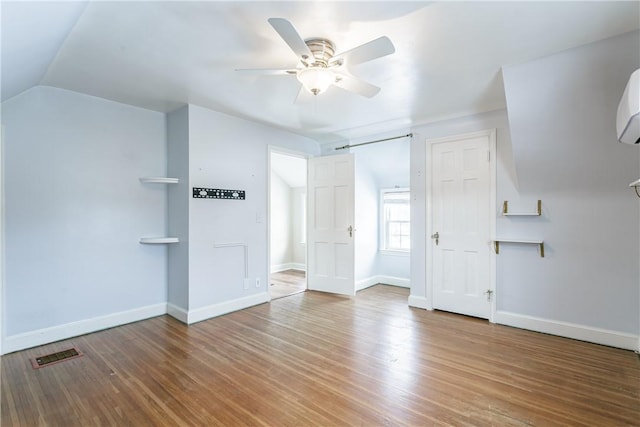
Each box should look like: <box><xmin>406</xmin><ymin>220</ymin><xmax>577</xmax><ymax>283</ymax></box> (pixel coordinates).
<box><xmin>270</xmin><ymin>263</ymin><xmax>306</xmax><ymax>273</ymax></box>
<box><xmin>408</xmin><ymin>295</ymin><xmax>430</xmax><ymax>310</ymax></box>
<box><xmin>494</xmin><ymin>311</ymin><xmax>639</xmax><ymax>351</ymax></box>
<box><xmin>0</xmin><ymin>125</ymin><xmax>5</xmax><ymax>356</ymax></box>
<box><xmin>167</xmin><ymin>303</ymin><xmax>188</xmax><ymax>324</ymax></box>
<box><xmin>2</xmin><ymin>303</ymin><xmax>167</xmax><ymax>354</ymax></box>
<box><xmin>168</xmin><ymin>292</ymin><xmax>271</xmax><ymax>325</ymax></box>
<box><xmin>3</xmin><ymin>291</ymin><xmax>272</xmax><ymax>354</ymax></box>
<box><xmin>0</xmin><ymin>125</ymin><xmax>4</xmax><ymax>356</ymax></box>
<box><xmin>356</xmin><ymin>275</ymin><xmax>410</xmax><ymax>291</ymax></box>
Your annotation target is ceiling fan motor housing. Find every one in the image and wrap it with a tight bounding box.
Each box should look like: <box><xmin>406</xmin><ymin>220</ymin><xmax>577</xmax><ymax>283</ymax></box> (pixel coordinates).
<box><xmin>241</xmin><ymin>18</ymin><xmax>393</xmax><ymax>98</ymax></box>
<box><xmin>303</xmin><ymin>38</ymin><xmax>336</xmax><ymax>67</ymax></box>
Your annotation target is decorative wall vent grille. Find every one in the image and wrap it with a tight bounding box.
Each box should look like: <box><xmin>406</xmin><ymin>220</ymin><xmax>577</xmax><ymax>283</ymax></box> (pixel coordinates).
<box><xmin>31</xmin><ymin>348</ymin><xmax>83</xmax><ymax>369</ymax></box>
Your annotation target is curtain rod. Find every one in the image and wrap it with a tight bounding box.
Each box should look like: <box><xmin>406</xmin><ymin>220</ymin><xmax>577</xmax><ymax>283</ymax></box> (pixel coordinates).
<box><xmin>334</xmin><ymin>133</ymin><xmax>413</xmax><ymax>151</ymax></box>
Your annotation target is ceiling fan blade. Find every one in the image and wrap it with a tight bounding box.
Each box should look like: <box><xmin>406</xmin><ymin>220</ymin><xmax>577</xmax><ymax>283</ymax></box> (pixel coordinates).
<box><xmin>268</xmin><ymin>18</ymin><xmax>314</xmax><ymax>63</ymax></box>
<box><xmin>333</xmin><ymin>72</ymin><xmax>381</xmax><ymax>98</ymax></box>
<box><xmin>235</xmin><ymin>68</ymin><xmax>297</xmax><ymax>76</ymax></box>
<box><xmin>330</xmin><ymin>36</ymin><xmax>395</xmax><ymax>67</ymax></box>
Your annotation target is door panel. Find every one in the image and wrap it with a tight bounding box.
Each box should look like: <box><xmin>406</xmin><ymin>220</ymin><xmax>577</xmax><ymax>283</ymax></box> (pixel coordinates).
<box><xmin>307</xmin><ymin>154</ymin><xmax>355</xmax><ymax>296</ymax></box>
<box><xmin>432</xmin><ymin>134</ymin><xmax>491</xmax><ymax>318</ymax></box>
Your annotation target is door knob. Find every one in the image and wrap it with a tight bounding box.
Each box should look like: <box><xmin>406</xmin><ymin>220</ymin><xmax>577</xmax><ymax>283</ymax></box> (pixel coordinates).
<box><xmin>348</xmin><ymin>225</ymin><xmax>353</xmax><ymax>237</ymax></box>
<box><xmin>484</xmin><ymin>289</ymin><xmax>494</xmax><ymax>301</ymax></box>
<box><xmin>431</xmin><ymin>232</ymin><xmax>439</xmax><ymax>245</ymax></box>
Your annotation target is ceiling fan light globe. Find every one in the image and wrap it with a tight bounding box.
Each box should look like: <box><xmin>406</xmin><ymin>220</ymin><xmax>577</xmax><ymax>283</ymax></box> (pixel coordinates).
<box><xmin>297</xmin><ymin>67</ymin><xmax>334</xmax><ymax>96</ymax></box>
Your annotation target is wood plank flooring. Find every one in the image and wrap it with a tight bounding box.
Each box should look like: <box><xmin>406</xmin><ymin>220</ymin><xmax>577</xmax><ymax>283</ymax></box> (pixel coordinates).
<box><xmin>2</xmin><ymin>285</ymin><xmax>639</xmax><ymax>426</ymax></box>
<box><xmin>270</xmin><ymin>269</ymin><xmax>306</xmax><ymax>300</ymax></box>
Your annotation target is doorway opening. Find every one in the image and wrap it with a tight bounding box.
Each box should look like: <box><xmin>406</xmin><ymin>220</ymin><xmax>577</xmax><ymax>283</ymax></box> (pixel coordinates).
<box><xmin>269</xmin><ymin>149</ymin><xmax>308</xmax><ymax>300</ymax></box>
<box><xmin>350</xmin><ymin>136</ymin><xmax>411</xmax><ymax>294</ymax></box>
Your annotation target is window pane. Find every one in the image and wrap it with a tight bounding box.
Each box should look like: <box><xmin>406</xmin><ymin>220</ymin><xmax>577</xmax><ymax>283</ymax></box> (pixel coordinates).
<box><xmin>382</xmin><ymin>190</ymin><xmax>410</xmax><ymax>252</ymax></box>
<box><xmin>388</xmin><ymin>204</ymin><xmax>410</xmax><ymax>221</ymax></box>
<box><xmin>388</xmin><ymin>235</ymin><xmax>401</xmax><ymax>249</ymax></box>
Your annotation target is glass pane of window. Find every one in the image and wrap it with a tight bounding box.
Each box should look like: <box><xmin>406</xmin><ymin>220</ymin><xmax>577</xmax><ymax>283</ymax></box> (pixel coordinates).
<box><xmin>388</xmin><ymin>235</ymin><xmax>401</xmax><ymax>249</ymax></box>
<box><xmin>381</xmin><ymin>189</ymin><xmax>410</xmax><ymax>252</ymax></box>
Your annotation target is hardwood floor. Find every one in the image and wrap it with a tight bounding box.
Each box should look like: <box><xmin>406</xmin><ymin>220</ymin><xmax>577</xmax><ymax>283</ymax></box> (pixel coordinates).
<box><xmin>2</xmin><ymin>285</ymin><xmax>639</xmax><ymax>426</ymax></box>
<box><xmin>270</xmin><ymin>269</ymin><xmax>306</xmax><ymax>300</ymax></box>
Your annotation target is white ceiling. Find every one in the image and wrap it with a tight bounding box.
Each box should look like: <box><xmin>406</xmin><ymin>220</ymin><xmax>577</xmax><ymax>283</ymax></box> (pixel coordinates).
<box><xmin>2</xmin><ymin>1</ymin><xmax>639</xmax><ymax>144</ymax></box>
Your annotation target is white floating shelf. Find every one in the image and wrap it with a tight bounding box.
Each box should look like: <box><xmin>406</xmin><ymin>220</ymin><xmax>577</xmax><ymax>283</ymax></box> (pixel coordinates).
<box><xmin>139</xmin><ymin>177</ymin><xmax>179</xmax><ymax>184</ymax></box>
<box><xmin>493</xmin><ymin>239</ymin><xmax>544</xmax><ymax>257</ymax></box>
<box><xmin>503</xmin><ymin>212</ymin><xmax>540</xmax><ymax>216</ymax></box>
<box><xmin>139</xmin><ymin>237</ymin><xmax>179</xmax><ymax>244</ymax></box>
<box><xmin>502</xmin><ymin>200</ymin><xmax>542</xmax><ymax>216</ymax></box>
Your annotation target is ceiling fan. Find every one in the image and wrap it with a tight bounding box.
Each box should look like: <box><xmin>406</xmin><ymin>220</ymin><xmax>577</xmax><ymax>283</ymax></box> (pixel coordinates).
<box><xmin>237</xmin><ymin>18</ymin><xmax>395</xmax><ymax>98</ymax></box>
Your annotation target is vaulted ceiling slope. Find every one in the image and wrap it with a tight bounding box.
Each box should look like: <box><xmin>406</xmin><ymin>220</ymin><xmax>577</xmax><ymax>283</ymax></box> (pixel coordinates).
<box><xmin>2</xmin><ymin>1</ymin><xmax>639</xmax><ymax>143</ymax></box>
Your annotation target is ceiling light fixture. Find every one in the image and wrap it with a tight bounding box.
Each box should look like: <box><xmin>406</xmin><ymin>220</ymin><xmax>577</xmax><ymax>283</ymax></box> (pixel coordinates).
<box><xmin>297</xmin><ymin>67</ymin><xmax>335</xmax><ymax>96</ymax></box>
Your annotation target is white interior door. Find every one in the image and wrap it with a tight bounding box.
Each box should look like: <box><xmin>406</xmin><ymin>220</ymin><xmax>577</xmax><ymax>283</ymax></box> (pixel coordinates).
<box><xmin>307</xmin><ymin>153</ymin><xmax>355</xmax><ymax>296</ymax></box>
<box><xmin>431</xmin><ymin>132</ymin><xmax>493</xmax><ymax>319</ymax></box>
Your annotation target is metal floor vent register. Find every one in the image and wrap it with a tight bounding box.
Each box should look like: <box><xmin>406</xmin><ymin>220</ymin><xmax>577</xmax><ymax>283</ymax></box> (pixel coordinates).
<box><xmin>31</xmin><ymin>347</ymin><xmax>83</xmax><ymax>369</ymax></box>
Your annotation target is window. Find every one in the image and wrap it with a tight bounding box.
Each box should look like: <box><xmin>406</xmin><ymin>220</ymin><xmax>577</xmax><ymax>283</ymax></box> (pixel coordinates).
<box><xmin>381</xmin><ymin>189</ymin><xmax>410</xmax><ymax>253</ymax></box>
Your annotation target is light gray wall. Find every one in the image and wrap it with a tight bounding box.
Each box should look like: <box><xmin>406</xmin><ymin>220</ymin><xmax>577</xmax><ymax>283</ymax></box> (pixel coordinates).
<box><xmin>2</xmin><ymin>86</ymin><xmax>167</xmax><ymax>336</ymax></box>
<box><xmin>167</xmin><ymin>106</ymin><xmax>189</xmax><ymax>310</ymax></box>
<box><xmin>501</xmin><ymin>30</ymin><xmax>640</xmax><ymax>333</ymax></box>
<box><xmin>185</xmin><ymin>105</ymin><xmax>319</xmax><ymax>310</ymax></box>
<box><xmin>352</xmin><ymin>138</ymin><xmax>411</xmax><ymax>281</ymax></box>
<box><xmin>410</xmin><ymin>31</ymin><xmax>639</xmax><ymax>340</ymax></box>
<box><xmin>270</xmin><ymin>171</ymin><xmax>292</xmax><ymax>270</ymax></box>
<box><xmin>354</xmin><ymin>157</ymin><xmax>379</xmax><ymax>282</ymax></box>
<box><xmin>1</xmin><ymin>88</ymin><xmax>319</xmax><ymax>344</ymax></box>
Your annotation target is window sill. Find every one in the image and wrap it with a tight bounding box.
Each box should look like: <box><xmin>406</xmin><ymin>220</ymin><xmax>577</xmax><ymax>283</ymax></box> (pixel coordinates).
<box><xmin>379</xmin><ymin>250</ymin><xmax>410</xmax><ymax>257</ymax></box>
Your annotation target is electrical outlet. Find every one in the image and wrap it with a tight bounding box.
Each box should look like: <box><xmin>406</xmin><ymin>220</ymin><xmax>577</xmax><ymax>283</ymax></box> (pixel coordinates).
<box><xmin>255</xmin><ymin>278</ymin><xmax>261</xmax><ymax>288</ymax></box>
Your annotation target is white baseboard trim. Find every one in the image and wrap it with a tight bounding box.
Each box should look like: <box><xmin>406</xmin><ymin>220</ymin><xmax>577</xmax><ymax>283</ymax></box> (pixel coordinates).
<box><xmin>271</xmin><ymin>263</ymin><xmax>306</xmax><ymax>273</ymax></box>
<box><xmin>494</xmin><ymin>310</ymin><xmax>639</xmax><ymax>351</ymax></box>
<box><xmin>2</xmin><ymin>303</ymin><xmax>167</xmax><ymax>355</ymax></box>
<box><xmin>167</xmin><ymin>303</ymin><xmax>188</xmax><ymax>324</ymax></box>
<box><xmin>356</xmin><ymin>276</ymin><xmax>379</xmax><ymax>291</ymax></box>
<box><xmin>356</xmin><ymin>275</ymin><xmax>410</xmax><ymax>291</ymax></box>
<box><xmin>186</xmin><ymin>292</ymin><xmax>270</xmax><ymax>325</ymax></box>
<box><xmin>378</xmin><ymin>276</ymin><xmax>410</xmax><ymax>288</ymax></box>
<box><xmin>290</xmin><ymin>263</ymin><xmax>306</xmax><ymax>272</ymax></box>
<box><xmin>408</xmin><ymin>295</ymin><xmax>431</xmax><ymax>310</ymax></box>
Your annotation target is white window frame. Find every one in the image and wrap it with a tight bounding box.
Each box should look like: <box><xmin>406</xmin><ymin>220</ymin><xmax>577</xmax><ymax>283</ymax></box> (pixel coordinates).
<box><xmin>379</xmin><ymin>188</ymin><xmax>410</xmax><ymax>256</ymax></box>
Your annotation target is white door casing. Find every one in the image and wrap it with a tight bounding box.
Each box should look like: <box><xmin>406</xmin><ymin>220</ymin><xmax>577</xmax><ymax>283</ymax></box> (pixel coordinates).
<box><xmin>267</xmin><ymin>146</ymin><xmax>310</xmax><ymax>296</ymax></box>
<box><xmin>430</xmin><ymin>130</ymin><xmax>496</xmax><ymax>319</ymax></box>
<box><xmin>0</xmin><ymin>125</ymin><xmax>3</xmax><ymax>354</ymax></box>
<box><xmin>307</xmin><ymin>153</ymin><xmax>355</xmax><ymax>296</ymax></box>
